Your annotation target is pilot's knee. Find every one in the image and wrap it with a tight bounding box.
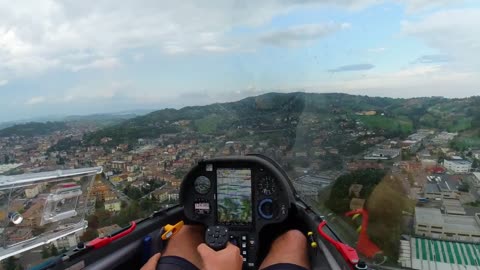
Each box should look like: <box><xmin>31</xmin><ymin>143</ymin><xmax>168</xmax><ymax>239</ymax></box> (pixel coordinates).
<box><xmin>276</xmin><ymin>230</ymin><xmax>307</xmax><ymax>248</ymax></box>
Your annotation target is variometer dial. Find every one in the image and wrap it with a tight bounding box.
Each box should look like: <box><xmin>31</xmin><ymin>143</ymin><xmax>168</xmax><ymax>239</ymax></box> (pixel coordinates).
<box><xmin>258</xmin><ymin>175</ymin><xmax>276</xmax><ymax>196</ymax></box>
<box><xmin>194</xmin><ymin>176</ymin><xmax>211</xmax><ymax>195</ymax></box>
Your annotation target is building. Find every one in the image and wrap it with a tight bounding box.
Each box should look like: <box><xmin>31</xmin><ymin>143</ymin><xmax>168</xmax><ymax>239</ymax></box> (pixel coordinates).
<box><xmin>363</xmin><ymin>148</ymin><xmax>400</xmax><ymax>160</ymax></box>
<box><xmin>443</xmin><ymin>159</ymin><xmax>472</xmax><ymax>173</ymax></box>
<box><xmin>472</xmin><ymin>172</ymin><xmax>480</xmax><ymax>188</ymax></box>
<box><xmin>104</xmin><ymin>199</ymin><xmax>121</xmax><ymax>212</ymax></box>
<box><xmin>292</xmin><ymin>175</ymin><xmax>333</xmax><ymax>197</ymax></box>
<box><xmin>472</xmin><ymin>149</ymin><xmax>480</xmax><ymax>159</ymax></box>
<box><xmin>90</xmin><ymin>181</ymin><xmax>117</xmax><ymax>202</ymax></box>
<box><xmin>442</xmin><ymin>199</ymin><xmax>466</xmax><ymax>216</ymax></box>
<box><xmin>54</xmin><ymin>233</ymin><xmax>80</xmax><ymax>249</ymax></box>
<box><xmin>349</xmin><ymin>198</ymin><xmax>365</xmax><ymax>210</ymax></box>
<box><xmin>414</xmin><ymin>207</ymin><xmax>480</xmax><ymax>242</ymax></box>
<box><xmin>112</xmin><ymin>161</ymin><xmax>127</xmax><ymax>171</ymax></box>
<box><xmin>97</xmin><ymin>224</ymin><xmax>122</xmax><ymax>237</ymax></box>
<box><xmin>346</xmin><ymin>160</ymin><xmax>384</xmax><ymax>171</ymax></box>
<box><xmin>150</xmin><ymin>187</ymin><xmax>179</xmax><ymax>202</ymax></box>
<box><xmin>0</xmin><ymin>163</ymin><xmax>23</xmax><ymax>174</ymax></box>
<box><xmin>423</xmin><ymin>175</ymin><xmax>461</xmax><ymax>200</ymax></box>
<box><xmin>25</xmin><ymin>184</ymin><xmax>42</xmax><ymax>198</ymax></box>
<box><xmin>403</xmin><ymin>237</ymin><xmax>480</xmax><ymax>270</ymax></box>
<box><xmin>6</xmin><ymin>227</ymin><xmax>33</xmax><ymax>245</ymax></box>
<box><xmin>21</xmin><ymin>199</ymin><xmax>46</xmax><ymax>227</ymax></box>
<box><xmin>348</xmin><ymin>184</ymin><xmax>363</xmax><ymax>197</ymax></box>
<box><xmin>431</xmin><ymin>131</ymin><xmax>457</xmax><ymax>145</ymax></box>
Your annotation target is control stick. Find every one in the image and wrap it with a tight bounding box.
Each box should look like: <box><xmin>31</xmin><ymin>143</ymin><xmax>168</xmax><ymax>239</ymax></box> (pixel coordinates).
<box><xmin>205</xmin><ymin>226</ymin><xmax>229</xmax><ymax>251</ymax></box>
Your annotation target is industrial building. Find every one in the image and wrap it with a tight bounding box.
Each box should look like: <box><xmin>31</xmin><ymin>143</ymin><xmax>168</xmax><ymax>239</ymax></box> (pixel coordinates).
<box><xmin>293</xmin><ymin>175</ymin><xmax>333</xmax><ymax>197</ymax></box>
<box><xmin>414</xmin><ymin>207</ymin><xmax>480</xmax><ymax>243</ymax></box>
<box><xmin>423</xmin><ymin>175</ymin><xmax>460</xmax><ymax>200</ymax></box>
<box><xmin>443</xmin><ymin>199</ymin><xmax>466</xmax><ymax>216</ymax></box>
<box><xmin>363</xmin><ymin>148</ymin><xmax>400</xmax><ymax>160</ymax></box>
<box><xmin>443</xmin><ymin>159</ymin><xmax>472</xmax><ymax>174</ymax></box>
<box><xmin>399</xmin><ymin>237</ymin><xmax>480</xmax><ymax>270</ymax></box>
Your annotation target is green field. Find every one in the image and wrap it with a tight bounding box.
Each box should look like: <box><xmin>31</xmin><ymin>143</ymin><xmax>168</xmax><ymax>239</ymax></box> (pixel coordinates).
<box><xmin>357</xmin><ymin>115</ymin><xmax>413</xmax><ymax>133</ymax></box>
<box><xmin>194</xmin><ymin>114</ymin><xmax>223</xmax><ymax>134</ymax></box>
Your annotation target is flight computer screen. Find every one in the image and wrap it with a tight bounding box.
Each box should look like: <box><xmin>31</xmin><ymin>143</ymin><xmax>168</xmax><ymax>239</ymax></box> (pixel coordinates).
<box><xmin>216</xmin><ymin>168</ymin><xmax>252</xmax><ymax>224</ymax></box>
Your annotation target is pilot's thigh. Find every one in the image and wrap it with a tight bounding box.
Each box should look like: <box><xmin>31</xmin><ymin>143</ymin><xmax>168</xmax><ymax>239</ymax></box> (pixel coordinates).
<box><xmin>156</xmin><ymin>256</ymin><xmax>200</xmax><ymax>270</ymax></box>
<box><xmin>261</xmin><ymin>263</ymin><xmax>309</xmax><ymax>270</ymax></box>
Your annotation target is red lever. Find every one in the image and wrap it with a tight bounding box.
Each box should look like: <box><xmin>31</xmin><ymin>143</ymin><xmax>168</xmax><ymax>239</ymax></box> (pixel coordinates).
<box><xmin>317</xmin><ymin>221</ymin><xmax>359</xmax><ymax>266</ymax></box>
<box><xmin>88</xmin><ymin>221</ymin><xmax>137</xmax><ymax>249</ymax></box>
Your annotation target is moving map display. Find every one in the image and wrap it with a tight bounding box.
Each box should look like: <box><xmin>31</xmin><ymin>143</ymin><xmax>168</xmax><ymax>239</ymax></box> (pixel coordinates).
<box><xmin>217</xmin><ymin>169</ymin><xmax>252</xmax><ymax>224</ymax></box>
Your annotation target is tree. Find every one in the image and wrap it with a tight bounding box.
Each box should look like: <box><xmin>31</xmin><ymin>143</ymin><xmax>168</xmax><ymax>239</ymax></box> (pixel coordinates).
<box><xmin>458</xmin><ymin>182</ymin><xmax>470</xmax><ymax>192</ymax></box>
<box><xmin>50</xmin><ymin>244</ymin><xmax>59</xmax><ymax>256</ymax></box>
<box><xmin>2</xmin><ymin>257</ymin><xmax>17</xmax><ymax>270</ymax></box>
<box><xmin>41</xmin><ymin>245</ymin><xmax>50</xmax><ymax>259</ymax></box>
<box><xmin>473</xmin><ymin>159</ymin><xmax>479</xmax><ymax>169</ymax></box>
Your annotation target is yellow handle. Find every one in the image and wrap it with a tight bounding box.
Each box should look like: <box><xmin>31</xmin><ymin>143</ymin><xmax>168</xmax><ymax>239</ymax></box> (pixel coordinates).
<box><xmin>161</xmin><ymin>221</ymin><xmax>184</xmax><ymax>240</ymax></box>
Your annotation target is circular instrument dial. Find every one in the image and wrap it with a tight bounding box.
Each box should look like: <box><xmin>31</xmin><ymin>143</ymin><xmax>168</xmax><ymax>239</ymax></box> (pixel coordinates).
<box><xmin>194</xmin><ymin>176</ymin><xmax>211</xmax><ymax>195</ymax></box>
<box><xmin>258</xmin><ymin>175</ymin><xmax>276</xmax><ymax>196</ymax></box>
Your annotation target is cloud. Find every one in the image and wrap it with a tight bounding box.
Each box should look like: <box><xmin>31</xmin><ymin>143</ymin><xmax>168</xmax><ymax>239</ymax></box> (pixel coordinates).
<box><xmin>328</xmin><ymin>63</ymin><xmax>374</xmax><ymax>72</ymax></box>
<box><xmin>0</xmin><ymin>0</ymin><xmax>380</xmax><ymax>78</ymax></box>
<box><xmin>259</xmin><ymin>23</ymin><xmax>350</xmax><ymax>47</ymax></box>
<box><xmin>402</xmin><ymin>8</ymin><xmax>480</xmax><ymax>69</ymax></box>
<box><xmin>0</xmin><ymin>79</ymin><xmax>7</xmax><ymax>86</ymax></box>
<box><xmin>396</xmin><ymin>0</ymin><xmax>462</xmax><ymax>13</ymax></box>
<box><xmin>301</xmin><ymin>65</ymin><xmax>480</xmax><ymax>98</ymax></box>
<box><xmin>25</xmin><ymin>96</ymin><xmax>46</xmax><ymax>105</ymax></box>
<box><xmin>70</xmin><ymin>57</ymin><xmax>121</xmax><ymax>72</ymax></box>
<box><xmin>412</xmin><ymin>54</ymin><xmax>450</xmax><ymax>64</ymax></box>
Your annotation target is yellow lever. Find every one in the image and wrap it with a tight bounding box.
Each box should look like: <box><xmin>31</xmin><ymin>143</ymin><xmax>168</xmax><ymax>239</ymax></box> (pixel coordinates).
<box><xmin>161</xmin><ymin>221</ymin><xmax>184</xmax><ymax>240</ymax></box>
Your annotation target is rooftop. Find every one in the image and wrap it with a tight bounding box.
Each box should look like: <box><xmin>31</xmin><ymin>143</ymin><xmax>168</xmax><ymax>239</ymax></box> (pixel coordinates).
<box><xmin>415</xmin><ymin>207</ymin><xmax>444</xmax><ymax>225</ymax></box>
<box><xmin>424</xmin><ymin>175</ymin><xmax>460</xmax><ymax>192</ymax></box>
<box><xmin>415</xmin><ymin>207</ymin><xmax>480</xmax><ymax>234</ymax></box>
<box><xmin>445</xmin><ymin>159</ymin><xmax>472</xmax><ymax>165</ymax></box>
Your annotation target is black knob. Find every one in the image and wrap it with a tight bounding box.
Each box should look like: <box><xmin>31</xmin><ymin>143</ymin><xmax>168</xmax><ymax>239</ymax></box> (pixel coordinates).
<box><xmin>355</xmin><ymin>261</ymin><xmax>368</xmax><ymax>270</ymax></box>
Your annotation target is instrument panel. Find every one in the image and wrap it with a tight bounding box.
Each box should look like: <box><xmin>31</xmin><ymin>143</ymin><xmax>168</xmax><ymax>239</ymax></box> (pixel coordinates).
<box><xmin>180</xmin><ymin>156</ymin><xmax>294</xmax><ymax>268</ymax></box>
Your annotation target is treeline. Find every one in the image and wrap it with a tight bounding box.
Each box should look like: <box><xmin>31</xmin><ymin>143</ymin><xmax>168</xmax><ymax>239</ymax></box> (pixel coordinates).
<box><xmin>83</xmin><ymin>123</ymin><xmax>180</xmax><ymax>146</ymax></box>
<box><xmin>325</xmin><ymin>169</ymin><xmax>386</xmax><ymax>213</ymax></box>
<box><xmin>0</xmin><ymin>122</ymin><xmax>67</xmax><ymax>137</ymax></box>
<box><xmin>47</xmin><ymin>137</ymin><xmax>82</xmax><ymax>153</ymax></box>
<box><xmin>81</xmin><ymin>197</ymin><xmax>172</xmax><ymax>242</ymax></box>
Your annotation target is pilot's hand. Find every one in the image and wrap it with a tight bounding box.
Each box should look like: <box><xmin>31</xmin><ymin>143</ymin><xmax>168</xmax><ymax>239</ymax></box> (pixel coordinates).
<box><xmin>198</xmin><ymin>242</ymin><xmax>243</xmax><ymax>270</ymax></box>
<box><xmin>140</xmin><ymin>252</ymin><xmax>161</xmax><ymax>270</ymax></box>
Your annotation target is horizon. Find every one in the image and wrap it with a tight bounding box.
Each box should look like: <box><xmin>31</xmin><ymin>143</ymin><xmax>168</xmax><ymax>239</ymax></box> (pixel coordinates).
<box><xmin>1</xmin><ymin>1</ymin><xmax>480</xmax><ymax>122</ymax></box>
<box><xmin>2</xmin><ymin>91</ymin><xmax>479</xmax><ymax>124</ymax></box>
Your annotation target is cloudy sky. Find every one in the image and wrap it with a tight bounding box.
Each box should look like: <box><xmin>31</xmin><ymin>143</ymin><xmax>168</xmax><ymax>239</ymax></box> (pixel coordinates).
<box><xmin>1</xmin><ymin>0</ymin><xmax>479</xmax><ymax>122</ymax></box>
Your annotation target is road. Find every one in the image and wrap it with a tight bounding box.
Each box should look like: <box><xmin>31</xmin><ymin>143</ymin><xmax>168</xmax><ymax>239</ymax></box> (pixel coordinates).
<box><xmin>141</xmin><ymin>184</ymin><xmax>167</xmax><ymax>199</ymax></box>
<box><xmin>103</xmin><ymin>177</ymin><xmax>131</xmax><ymax>204</ymax></box>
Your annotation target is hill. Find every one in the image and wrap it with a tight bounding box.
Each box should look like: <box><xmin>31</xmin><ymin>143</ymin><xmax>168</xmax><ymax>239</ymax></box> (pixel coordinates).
<box><xmin>83</xmin><ymin>92</ymin><xmax>480</xmax><ymax>149</ymax></box>
<box><xmin>0</xmin><ymin>122</ymin><xmax>67</xmax><ymax>137</ymax></box>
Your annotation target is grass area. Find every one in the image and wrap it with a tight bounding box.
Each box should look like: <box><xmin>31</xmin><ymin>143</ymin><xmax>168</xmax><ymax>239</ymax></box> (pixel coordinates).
<box><xmin>356</xmin><ymin>115</ymin><xmax>413</xmax><ymax>134</ymax></box>
<box><xmin>451</xmin><ymin>129</ymin><xmax>480</xmax><ymax>149</ymax></box>
<box><xmin>194</xmin><ymin>114</ymin><xmax>223</xmax><ymax>134</ymax></box>
<box><xmin>449</xmin><ymin>117</ymin><xmax>471</xmax><ymax>132</ymax></box>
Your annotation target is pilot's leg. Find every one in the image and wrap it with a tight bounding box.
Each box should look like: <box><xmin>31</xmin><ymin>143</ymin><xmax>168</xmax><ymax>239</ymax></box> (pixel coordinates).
<box><xmin>259</xmin><ymin>230</ymin><xmax>310</xmax><ymax>270</ymax></box>
<box><xmin>158</xmin><ymin>225</ymin><xmax>204</xmax><ymax>270</ymax></box>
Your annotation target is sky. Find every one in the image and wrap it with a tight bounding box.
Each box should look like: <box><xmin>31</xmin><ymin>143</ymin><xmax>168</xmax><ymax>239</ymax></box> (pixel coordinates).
<box><xmin>0</xmin><ymin>0</ymin><xmax>480</xmax><ymax>122</ymax></box>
